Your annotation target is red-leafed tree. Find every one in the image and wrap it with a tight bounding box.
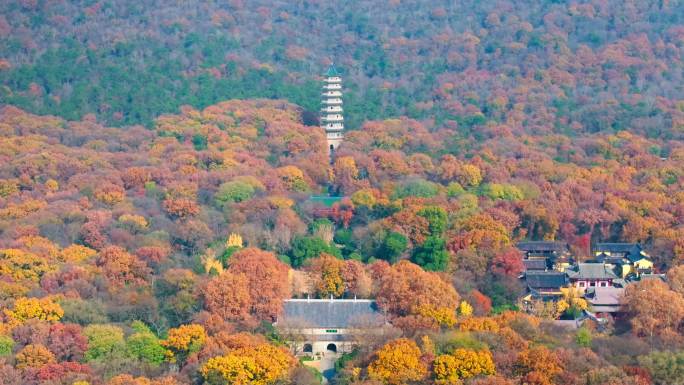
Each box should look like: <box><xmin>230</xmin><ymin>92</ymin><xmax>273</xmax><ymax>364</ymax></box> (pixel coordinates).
<box><xmin>491</xmin><ymin>247</ymin><xmax>525</xmax><ymax>277</ymax></box>
<box><xmin>48</xmin><ymin>323</ymin><xmax>88</xmax><ymax>361</ymax></box>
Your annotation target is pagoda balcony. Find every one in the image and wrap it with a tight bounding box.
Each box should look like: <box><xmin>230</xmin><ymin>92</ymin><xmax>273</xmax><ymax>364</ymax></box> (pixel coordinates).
<box><xmin>322</xmin><ymin>98</ymin><xmax>343</xmax><ymax>105</ymax></box>
<box><xmin>322</xmin><ymin>91</ymin><xmax>342</xmax><ymax>97</ymax></box>
<box><xmin>324</xmin><ymin>77</ymin><xmax>342</xmax><ymax>83</ymax></box>
<box><xmin>321</xmin><ymin>115</ymin><xmax>344</xmax><ymax>122</ymax></box>
<box><xmin>327</xmin><ymin>132</ymin><xmax>344</xmax><ymax>139</ymax></box>
<box><xmin>323</xmin><ymin>83</ymin><xmax>342</xmax><ymax>90</ymax></box>
<box><xmin>321</xmin><ymin>106</ymin><xmax>343</xmax><ymax>113</ymax></box>
<box><xmin>324</xmin><ymin>123</ymin><xmax>344</xmax><ymax>130</ymax></box>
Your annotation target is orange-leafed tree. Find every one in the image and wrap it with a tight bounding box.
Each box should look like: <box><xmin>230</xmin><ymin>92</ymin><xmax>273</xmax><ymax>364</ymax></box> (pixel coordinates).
<box><xmin>276</xmin><ymin>165</ymin><xmax>309</xmax><ymax>192</ymax></box>
<box><xmin>15</xmin><ymin>344</ymin><xmax>56</xmax><ymax>369</ymax></box>
<box><xmin>666</xmin><ymin>265</ymin><xmax>684</xmax><ymax>296</ymax></box>
<box><xmin>375</xmin><ymin>261</ymin><xmax>459</xmax><ymax>318</ymax></box>
<box><xmin>94</xmin><ymin>183</ymin><xmax>125</xmax><ymax>205</ymax></box>
<box><xmin>96</xmin><ymin>246</ymin><xmax>150</xmax><ymax>289</ymax></box>
<box><xmin>162</xmin><ymin>198</ymin><xmax>200</xmax><ymax>219</ymax></box>
<box><xmin>341</xmin><ymin>259</ymin><xmax>372</xmax><ymax>298</ymax></box>
<box><xmin>623</xmin><ymin>279</ymin><xmax>684</xmax><ymax>340</ymax></box>
<box><xmin>307</xmin><ymin>253</ymin><xmax>345</xmax><ymax>298</ymax></box>
<box><xmin>121</xmin><ymin>167</ymin><xmax>151</xmax><ymax>189</ymax></box>
<box><xmin>204</xmin><ymin>272</ymin><xmax>252</xmax><ymax>322</ymax></box>
<box><xmin>227</xmin><ymin>248</ymin><xmax>290</xmax><ymax>321</ymax></box>
<box><xmin>515</xmin><ymin>346</ymin><xmax>563</xmax><ymax>385</ymax></box>
<box><xmin>332</xmin><ymin>156</ymin><xmax>360</xmax><ymax>194</ymax></box>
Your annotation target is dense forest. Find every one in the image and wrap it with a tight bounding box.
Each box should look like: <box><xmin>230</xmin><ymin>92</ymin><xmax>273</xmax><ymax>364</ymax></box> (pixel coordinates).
<box><xmin>1</xmin><ymin>0</ymin><xmax>684</xmax><ymax>384</ymax></box>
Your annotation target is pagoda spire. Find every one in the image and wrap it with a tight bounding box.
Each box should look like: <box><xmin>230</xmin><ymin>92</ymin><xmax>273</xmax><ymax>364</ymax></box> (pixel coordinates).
<box><xmin>321</xmin><ymin>64</ymin><xmax>344</xmax><ymax>153</ymax></box>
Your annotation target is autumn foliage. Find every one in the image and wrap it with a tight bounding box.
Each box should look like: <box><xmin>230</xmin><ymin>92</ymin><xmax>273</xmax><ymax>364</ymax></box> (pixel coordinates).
<box><xmin>0</xmin><ymin>3</ymin><xmax>683</xmax><ymax>379</ymax></box>
<box><xmin>375</xmin><ymin>261</ymin><xmax>459</xmax><ymax>318</ymax></box>
<box><xmin>200</xmin><ymin>342</ymin><xmax>295</xmax><ymax>385</ymax></box>
<box><xmin>368</xmin><ymin>338</ymin><xmax>427</xmax><ymax>385</ymax></box>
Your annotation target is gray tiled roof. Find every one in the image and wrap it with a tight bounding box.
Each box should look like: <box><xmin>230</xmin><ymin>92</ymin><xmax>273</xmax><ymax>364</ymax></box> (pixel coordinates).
<box><xmin>567</xmin><ymin>263</ymin><xmax>619</xmax><ymax>280</ymax></box>
<box><xmin>594</xmin><ymin>244</ymin><xmax>650</xmax><ymax>263</ymax></box>
<box><xmin>585</xmin><ymin>287</ymin><xmax>624</xmax><ymax>306</ymax></box>
<box><xmin>525</xmin><ymin>271</ymin><xmax>568</xmax><ymax>289</ymax></box>
<box><xmin>279</xmin><ymin>299</ymin><xmax>383</xmax><ymax>328</ymax></box>
<box><xmin>517</xmin><ymin>241</ymin><xmax>568</xmax><ymax>252</ymax></box>
<box><xmin>595</xmin><ymin>243</ymin><xmax>639</xmax><ymax>252</ymax></box>
<box><xmin>593</xmin><ymin>253</ymin><xmax>627</xmax><ymax>264</ymax></box>
<box><xmin>524</xmin><ymin>259</ymin><xmax>548</xmax><ymax>271</ymax></box>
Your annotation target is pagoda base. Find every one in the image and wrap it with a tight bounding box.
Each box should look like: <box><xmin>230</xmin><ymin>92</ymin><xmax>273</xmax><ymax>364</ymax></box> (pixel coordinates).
<box><xmin>327</xmin><ymin>135</ymin><xmax>343</xmax><ymax>153</ymax></box>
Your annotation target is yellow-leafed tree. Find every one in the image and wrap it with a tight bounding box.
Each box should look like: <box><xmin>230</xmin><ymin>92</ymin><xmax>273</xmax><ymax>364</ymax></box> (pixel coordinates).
<box><xmin>368</xmin><ymin>338</ymin><xmax>428</xmax><ymax>385</ymax></box>
<box><xmin>433</xmin><ymin>349</ymin><xmax>495</xmax><ymax>384</ymax></box>
<box><xmin>458</xmin><ymin>301</ymin><xmax>474</xmax><ymax>317</ymax></box>
<box><xmin>162</xmin><ymin>324</ymin><xmax>207</xmax><ymax>363</ymax></box>
<box><xmin>59</xmin><ymin>244</ymin><xmax>97</xmax><ymax>263</ymax></box>
<box><xmin>5</xmin><ymin>296</ymin><xmax>63</xmax><ymax>323</ymax></box>
<box><xmin>226</xmin><ymin>233</ymin><xmax>244</xmax><ymax>248</ymax></box>
<box><xmin>414</xmin><ymin>304</ymin><xmax>457</xmax><ymax>328</ymax></box>
<box><xmin>200</xmin><ymin>343</ymin><xmax>295</xmax><ymax>385</ymax></box>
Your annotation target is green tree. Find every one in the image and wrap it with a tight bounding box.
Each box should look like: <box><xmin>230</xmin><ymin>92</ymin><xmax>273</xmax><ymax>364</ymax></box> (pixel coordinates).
<box><xmin>411</xmin><ymin>236</ymin><xmax>449</xmax><ymax>271</ymax></box>
<box><xmin>192</xmin><ymin>134</ymin><xmax>208</xmax><ymax>150</ymax></box>
<box><xmin>446</xmin><ymin>182</ymin><xmax>465</xmax><ymax>197</ymax></box>
<box><xmin>575</xmin><ymin>327</ymin><xmax>592</xmax><ymax>348</ymax></box>
<box><xmin>392</xmin><ymin>179</ymin><xmax>440</xmax><ymax>199</ymax></box>
<box><xmin>638</xmin><ymin>351</ymin><xmax>684</xmax><ymax>385</ymax></box>
<box><xmin>290</xmin><ymin>236</ymin><xmax>341</xmax><ymax>267</ymax></box>
<box><xmin>83</xmin><ymin>324</ymin><xmax>127</xmax><ymax>362</ymax></box>
<box><xmin>0</xmin><ymin>335</ymin><xmax>14</xmax><ymax>357</ymax></box>
<box><xmin>126</xmin><ymin>321</ymin><xmax>167</xmax><ymax>366</ymax></box>
<box><xmin>214</xmin><ymin>181</ymin><xmax>256</xmax><ymax>206</ymax></box>
<box><xmin>310</xmin><ymin>218</ymin><xmax>334</xmax><ymax>233</ymax></box>
<box><xmin>417</xmin><ymin>206</ymin><xmax>448</xmax><ymax>235</ymax></box>
<box><xmin>377</xmin><ymin>231</ymin><xmax>408</xmax><ymax>263</ymax></box>
<box><xmin>334</xmin><ymin>228</ymin><xmax>356</xmax><ymax>258</ymax></box>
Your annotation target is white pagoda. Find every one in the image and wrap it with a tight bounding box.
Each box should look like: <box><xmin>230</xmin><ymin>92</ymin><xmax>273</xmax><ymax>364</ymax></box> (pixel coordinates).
<box><xmin>321</xmin><ymin>64</ymin><xmax>344</xmax><ymax>152</ymax></box>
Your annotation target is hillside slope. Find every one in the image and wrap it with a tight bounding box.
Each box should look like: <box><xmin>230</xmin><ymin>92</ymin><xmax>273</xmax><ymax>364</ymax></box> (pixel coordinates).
<box><xmin>0</xmin><ymin>0</ymin><xmax>682</xmax><ymax>139</ymax></box>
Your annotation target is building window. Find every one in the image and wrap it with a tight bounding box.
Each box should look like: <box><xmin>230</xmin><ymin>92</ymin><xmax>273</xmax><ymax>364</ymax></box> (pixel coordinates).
<box><xmin>325</xmin><ymin>329</ymin><xmax>338</xmax><ymax>333</ymax></box>
<box><xmin>578</xmin><ymin>282</ymin><xmax>585</xmax><ymax>287</ymax></box>
<box><xmin>590</xmin><ymin>282</ymin><xmax>596</xmax><ymax>287</ymax></box>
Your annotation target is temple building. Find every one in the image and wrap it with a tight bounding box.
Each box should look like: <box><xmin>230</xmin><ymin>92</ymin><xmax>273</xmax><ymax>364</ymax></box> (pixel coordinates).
<box><xmin>275</xmin><ymin>298</ymin><xmax>384</xmax><ymax>356</ymax></box>
<box><xmin>321</xmin><ymin>64</ymin><xmax>344</xmax><ymax>152</ymax></box>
